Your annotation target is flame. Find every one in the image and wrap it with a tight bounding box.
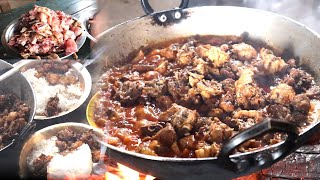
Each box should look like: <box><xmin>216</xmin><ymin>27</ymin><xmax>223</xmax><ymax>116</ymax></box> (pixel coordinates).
<box><xmin>104</xmin><ymin>163</ymin><xmax>155</xmax><ymax>180</ymax></box>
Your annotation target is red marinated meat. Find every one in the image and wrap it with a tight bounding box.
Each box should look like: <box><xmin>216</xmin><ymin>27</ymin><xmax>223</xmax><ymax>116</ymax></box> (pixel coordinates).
<box><xmin>8</xmin><ymin>5</ymin><xmax>83</xmax><ymax>59</ymax></box>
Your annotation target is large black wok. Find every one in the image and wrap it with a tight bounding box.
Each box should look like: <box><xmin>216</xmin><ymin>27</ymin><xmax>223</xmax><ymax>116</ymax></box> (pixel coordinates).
<box><xmin>90</xmin><ymin>1</ymin><xmax>320</xmax><ymax>179</ymax></box>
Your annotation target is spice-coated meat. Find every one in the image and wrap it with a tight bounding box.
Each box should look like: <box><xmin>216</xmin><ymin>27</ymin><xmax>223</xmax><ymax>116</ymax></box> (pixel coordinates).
<box><xmin>284</xmin><ymin>68</ymin><xmax>314</xmax><ymax>93</ymax></box>
<box><xmin>291</xmin><ymin>94</ymin><xmax>311</xmax><ymax>113</ymax></box>
<box><xmin>45</xmin><ymin>96</ymin><xmax>61</xmax><ymax>117</ymax></box>
<box><xmin>95</xmin><ymin>36</ymin><xmax>320</xmax><ymax>158</ymax></box>
<box><xmin>231</xmin><ymin>110</ymin><xmax>263</xmax><ymax>131</ymax></box>
<box><xmin>0</xmin><ymin>92</ymin><xmax>30</xmax><ymax>149</ymax></box>
<box><xmin>267</xmin><ymin>104</ymin><xmax>291</xmax><ymax>120</ymax></box>
<box><xmin>231</xmin><ymin>42</ymin><xmax>258</xmax><ymax>62</ymax></box>
<box><xmin>152</xmin><ymin>124</ymin><xmax>176</xmax><ymax>146</ymax></box>
<box><xmin>167</xmin><ymin>70</ymin><xmax>190</xmax><ymax>101</ymax></box>
<box><xmin>116</xmin><ymin>80</ymin><xmax>144</xmax><ymax>106</ymax></box>
<box><xmin>235</xmin><ymin>69</ymin><xmax>266</xmax><ymax>109</ymax></box>
<box><xmin>164</xmin><ymin>104</ymin><xmax>199</xmax><ymax>137</ymax></box>
<box><xmin>269</xmin><ymin>83</ymin><xmax>296</xmax><ymax>105</ymax></box>
<box><xmin>258</xmin><ymin>48</ymin><xmax>288</xmax><ymax>74</ymax></box>
<box><xmin>142</xmin><ymin>79</ymin><xmax>167</xmax><ymax>98</ymax></box>
<box><xmin>208</xmin><ymin>118</ymin><xmax>234</xmax><ymax>143</ymax></box>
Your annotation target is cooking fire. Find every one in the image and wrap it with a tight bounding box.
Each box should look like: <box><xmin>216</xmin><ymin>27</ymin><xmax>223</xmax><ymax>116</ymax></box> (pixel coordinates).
<box><xmin>89</xmin><ymin>160</ymin><xmax>155</xmax><ymax>180</ymax></box>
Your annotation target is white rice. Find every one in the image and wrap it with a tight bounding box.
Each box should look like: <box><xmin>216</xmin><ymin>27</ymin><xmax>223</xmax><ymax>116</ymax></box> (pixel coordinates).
<box><xmin>47</xmin><ymin>144</ymin><xmax>93</xmax><ymax>179</ymax></box>
<box><xmin>27</xmin><ymin>136</ymin><xmax>59</xmax><ymax>171</ymax></box>
<box><xmin>23</xmin><ymin>68</ymin><xmax>83</xmax><ymax>116</ymax></box>
<box><xmin>27</xmin><ymin>137</ymin><xmax>93</xmax><ymax>178</ymax></box>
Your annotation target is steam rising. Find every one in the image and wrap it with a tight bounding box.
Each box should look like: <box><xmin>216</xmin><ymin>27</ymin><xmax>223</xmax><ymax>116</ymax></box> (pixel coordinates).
<box><xmin>189</xmin><ymin>0</ymin><xmax>320</xmax><ymax>33</ymax></box>
<box><xmin>243</xmin><ymin>0</ymin><xmax>320</xmax><ymax>33</ymax></box>
<box><xmin>95</xmin><ymin>0</ymin><xmax>320</xmax><ymax>35</ymax></box>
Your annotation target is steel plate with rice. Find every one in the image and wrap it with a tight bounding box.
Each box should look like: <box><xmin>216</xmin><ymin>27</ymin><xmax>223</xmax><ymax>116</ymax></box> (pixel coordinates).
<box><xmin>19</xmin><ymin>122</ymin><xmax>105</xmax><ymax>179</ymax></box>
<box><xmin>19</xmin><ymin>60</ymin><xmax>91</xmax><ymax>120</ymax></box>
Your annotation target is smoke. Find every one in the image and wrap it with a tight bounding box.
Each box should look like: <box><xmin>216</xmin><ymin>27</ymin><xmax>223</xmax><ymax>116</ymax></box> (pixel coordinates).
<box><xmin>94</xmin><ymin>0</ymin><xmax>320</xmax><ymax>35</ymax></box>
<box><xmin>244</xmin><ymin>0</ymin><xmax>320</xmax><ymax>32</ymax></box>
<box><xmin>189</xmin><ymin>0</ymin><xmax>320</xmax><ymax>33</ymax></box>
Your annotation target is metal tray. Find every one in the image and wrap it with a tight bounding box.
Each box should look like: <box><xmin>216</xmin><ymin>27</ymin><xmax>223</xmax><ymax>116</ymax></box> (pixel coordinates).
<box><xmin>1</xmin><ymin>16</ymin><xmax>87</xmax><ymax>59</ymax></box>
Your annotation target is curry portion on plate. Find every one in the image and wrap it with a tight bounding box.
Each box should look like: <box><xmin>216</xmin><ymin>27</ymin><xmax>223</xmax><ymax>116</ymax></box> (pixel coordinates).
<box><xmin>0</xmin><ymin>91</ymin><xmax>30</xmax><ymax>149</ymax></box>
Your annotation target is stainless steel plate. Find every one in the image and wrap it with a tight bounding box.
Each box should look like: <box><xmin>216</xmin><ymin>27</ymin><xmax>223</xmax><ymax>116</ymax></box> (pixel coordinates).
<box><xmin>19</xmin><ymin>122</ymin><xmax>104</xmax><ymax>178</ymax></box>
<box><xmin>17</xmin><ymin>60</ymin><xmax>92</xmax><ymax>120</ymax></box>
<box><xmin>1</xmin><ymin>16</ymin><xmax>87</xmax><ymax>59</ymax></box>
<box><xmin>0</xmin><ymin>60</ymin><xmax>36</xmax><ymax>152</ymax></box>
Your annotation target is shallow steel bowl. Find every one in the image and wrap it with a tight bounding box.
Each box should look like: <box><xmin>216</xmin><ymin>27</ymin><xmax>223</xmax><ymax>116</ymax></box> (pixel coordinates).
<box><xmin>18</xmin><ymin>122</ymin><xmax>104</xmax><ymax>178</ymax></box>
<box><xmin>0</xmin><ymin>60</ymin><xmax>36</xmax><ymax>152</ymax></box>
<box><xmin>18</xmin><ymin>60</ymin><xmax>92</xmax><ymax>120</ymax></box>
<box><xmin>1</xmin><ymin>16</ymin><xmax>87</xmax><ymax>59</ymax></box>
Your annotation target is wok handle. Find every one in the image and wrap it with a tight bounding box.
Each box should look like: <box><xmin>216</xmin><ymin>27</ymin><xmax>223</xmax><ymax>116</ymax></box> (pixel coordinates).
<box><xmin>140</xmin><ymin>0</ymin><xmax>189</xmax><ymax>15</ymax></box>
<box><xmin>217</xmin><ymin>118</ymin><xmax>299</xmax><ymax>173</ymax></box>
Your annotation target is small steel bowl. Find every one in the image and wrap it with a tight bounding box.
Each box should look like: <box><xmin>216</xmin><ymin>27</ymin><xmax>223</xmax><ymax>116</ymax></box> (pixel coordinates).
<box><xmin>1</xmin><ymin>16</ymin><xmax>87</xmax><ymax>59</ymax></box>
<box><xmin>19</xmin><ymin>122</ymin><xmax>104</xmax><ymax>178</ymax></box>
<box><xmin>18</xmin><ymin>60</ymin><xmax>92</xmax><ymax>120</ymax></box>
<box><xmin>0</xmin><ymin>60</ymin><xmax>36</xmax><ymax>152</ymax></box>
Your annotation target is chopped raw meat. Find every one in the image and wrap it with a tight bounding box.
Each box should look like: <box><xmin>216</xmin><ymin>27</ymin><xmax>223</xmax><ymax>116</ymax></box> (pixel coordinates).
<box><xmin>8</xmin><ymin>5</ymin><xmax>83</xmax><ymax>59</ymax></box>
<box><xmin>65</xmin><ymin>38</ymin><xmax>77</xmax><ymax>55</ymax></box>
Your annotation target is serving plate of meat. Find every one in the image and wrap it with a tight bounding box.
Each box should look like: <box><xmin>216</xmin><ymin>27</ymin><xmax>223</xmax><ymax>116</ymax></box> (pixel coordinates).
<box><xmin>0</xmin><ymin>60</ymin><xmax>36</xmax><ymax>152</ymax></box>
<box><xmin>85</xmin><ymin>0</ymin><xmax>320</xmax><ymax>179</ymax></box>
<box><xmin>1</xmin><ymin>5</ymin><xmax>87</xmax><ymax>59</ymax></box>
<box><xmin>18</xmin><ymin>122</ymin><xmax>104</xmax><ymax>179</ymax></box>
<box><xmin>18</xmin><ymin>60</ymin><xmax>92</xmax><ymax>120</ymax></box>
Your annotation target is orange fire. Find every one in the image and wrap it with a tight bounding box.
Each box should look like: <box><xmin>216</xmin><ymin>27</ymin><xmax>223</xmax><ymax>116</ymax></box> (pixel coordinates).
<box><xmin>89</xmin><ymin>162</ymin><xmax>155</xmax><ymax>180</ymax></box>
<box><xmin>88</xmin><ymin>161</ymin><xmax>262</xmax><ymax>180</ymax></box>
<box><xmin>105</xmin><ymin>163</ymin><xmax>155</xmax><ymax>180</ymax></box>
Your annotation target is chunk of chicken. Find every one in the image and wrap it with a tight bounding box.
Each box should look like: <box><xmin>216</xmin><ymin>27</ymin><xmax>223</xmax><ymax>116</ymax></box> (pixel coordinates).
<box><xmin>259</xmin><ymin>48</ymin><xmax>288</xmax><ymax>74</ymax></box>
<box><xmin>208</xmin><ymin>47</ymin><xmax>230</xmax><ymax>67</ymax></box>
<box><xmin>195</xmin><ymin>142</ymin><xmax>220</xmax><ymax>158</ymax></box>
<box><xmin>208</xmin><ymin>118</ymin><xmax>234</xmax><ymax>143</ymax></box>
<box><xmin>45</xmin><ymin>73</ymin><xmax>60</xmax><ymax>85</ymax></box>
<box><xmin>188</xmin><ymin>72</ymin><xmax>204</xmax><ymax>87</ymax></box>
<box><xmin>219</xmin><ymin>91</ymin><xmax>235</xmax><ymax>112</ymax></box>
<box><xmin>231</xmin><ymin>42</ymin><xmax>257</xmax><ymax>62</ymax></box>
<box><xmin>167</xmin><ymin>70</ymin><xmax>190</xmax><ymax>101</ymax></box>
<box><xmin>291</xmin><ymin>94</ymin><xmax>311</xmax><ymax>113</ymax></box>
<box><xmin>237</xmin><ymin>69</ymin><xmax>254</xmax><ymax>85</ymax></box>
<box><xmin>269</xmin><ymin>83</ymin><xmax>295</xmax><ymax>105</ymax></box>
<box><xmin>231</xmin><ymin>110</ymin><xmax>263</xmax><ymax>131</ymax></box>
<box><xmin>235</xmin><ymin>69</ymin><xmax>266</xmax><ymax>109</ymax></box>
<box><xmin>196</xmin><ymin>80</ymin><xmax>224</xmax><ymax>99</ymax></box>
<box><xmin>284</xmin><ymin>68</ymin><xmax>314</xmax><ymax>93</ymax></box>
<box><xmin>233</xmin><ymin>110</ymin><xmax>263</xmax><ymax>120</ymax></box>
<box><xmin>177</xmin><ymin>51</ymin><xmax>194</xmax><ymax>66</ymax></box>
<box><xmin>159</xmin><ymin>103</ymin><xmax>199</xmax><ymax>136</ymax></box>
<box><xmin>152</xmin><ymin>124</ymin><xmax>177</xmax><ymax>146</ymax></box>
<box><xmin>196</xmin><ymin>45</ymin><xmax>230</xmax><ymax>67</ymax></box>
<box><xmin>192</xmin><ymin>57</ymin><xmax>209</xmax><ymax>76</ymax></box>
